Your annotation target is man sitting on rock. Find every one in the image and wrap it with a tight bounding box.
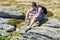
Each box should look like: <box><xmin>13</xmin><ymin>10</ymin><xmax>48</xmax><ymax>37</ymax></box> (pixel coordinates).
<box><xmin>25</xmin><ymin>2</ymin><xmax>44</xmax><ymax>32</ymax></box>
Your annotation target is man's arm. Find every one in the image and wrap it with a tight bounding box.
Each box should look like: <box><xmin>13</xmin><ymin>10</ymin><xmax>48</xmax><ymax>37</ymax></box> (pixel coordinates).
<box><xmin>25</xmin><ymin>8</ymin><xmax>33</xmax><ymax>21</ymax></box>
<box><xmin>25</xmin><ymin>11</ymin><xmax>29</xmax><ymax>20</ymax></box>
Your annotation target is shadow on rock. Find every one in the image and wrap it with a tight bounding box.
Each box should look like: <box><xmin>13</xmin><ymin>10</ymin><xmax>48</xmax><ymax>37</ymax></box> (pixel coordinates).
<box><xmin>38</xmin><ymin>11</ymin><xmax>54</xmax><ymax>26</ymax></box>
<box><xmin>38</xmin><ymin>18</ymin><xmax>48</xmax><ymax>26</ymax></box>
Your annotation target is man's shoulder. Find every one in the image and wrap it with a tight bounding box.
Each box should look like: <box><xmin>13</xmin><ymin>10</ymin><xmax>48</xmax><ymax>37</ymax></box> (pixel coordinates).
<box><xmin>38</xmin><ymin>6</ymin><xmax>42</xmax><ymax>10</ymax></box>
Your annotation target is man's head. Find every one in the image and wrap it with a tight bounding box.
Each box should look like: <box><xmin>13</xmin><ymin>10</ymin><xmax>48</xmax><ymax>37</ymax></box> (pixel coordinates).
<box><xmin>31</xmin><ymin>2</ymin><xmax>37</xmax><ymax>8</ymax></box>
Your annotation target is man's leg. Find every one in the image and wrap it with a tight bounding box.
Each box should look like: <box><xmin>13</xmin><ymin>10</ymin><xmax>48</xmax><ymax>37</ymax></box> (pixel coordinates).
<box><xmin>25</xmin><ymin>17</ymin><xmax>36</xmax><ymax>32</ymax></box>
<box><xmin>29</xmin><ymin>17</ymin><xmax>36</xmax><ymax>27</ymax></box>
<box><xmin>27</xmin><ymin>19</ymin><xmax>31</xmax><ymax>26</ymax></box>
<box><xmin>26</xmin><ymin>16</ymin><xmax>31</xmax><ymax>26</ymax></box>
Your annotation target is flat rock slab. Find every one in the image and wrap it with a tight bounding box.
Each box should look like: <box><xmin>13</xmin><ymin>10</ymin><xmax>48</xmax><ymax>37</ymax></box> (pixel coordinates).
<box><xmin>46</xmin><ymin>18</ymin><xmax>60</xmax><ymax>28</ymax></box>
<box><xmin>16</xmin><ymin>27</ymin><xmax>60</xmax><ymax>40</ymax></box>
<box><xmin>15</xmin><ymin>18</ymin><xmax>60</xmax><ymax>40</ymax></box>
<box><xmin>27</xmin><ymin>27</ymin><xmax>60</xmax><ymax>40</ymax></box>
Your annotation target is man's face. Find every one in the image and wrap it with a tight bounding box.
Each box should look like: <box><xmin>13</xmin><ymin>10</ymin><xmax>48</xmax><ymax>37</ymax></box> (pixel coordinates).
<box><xmin>31</xmin><ymin>5</ymin><xmax>36</xmax><ymax>9</ymax></box>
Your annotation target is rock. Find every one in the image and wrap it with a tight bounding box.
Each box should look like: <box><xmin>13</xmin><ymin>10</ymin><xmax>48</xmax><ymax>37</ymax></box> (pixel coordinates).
<box><xmin>16</xmin><ymin>24</ymin><xmax>35</xmax><ymax>34</ymax></box>
<box><xmin>27</xmin><ymin>27</ymin><xmax>60</xmax><ymax>40</ymax></box>
<box><xmin>0</xmin><ymin>18</ymin><xmax>10</xmax><ymax>24</ymax></box>
<box><xmin>16</xmin><ymin>27</ymin><xmax>27</xmax><ymax>34</ymax></box>
<box><xmin>15</xmin><ymin>18</ymin><xmax>60</xmax><ymax>40</ymax></box>
<box><xmin>0</xmin><ymin>7</ymin><xmax>25</xmax><ymax>19</ymax></box>
<box><xmin>0</xmin><ymin>24</ymin><xmax>3</xmax><ymax>30</ymax></box>
<box><xmin>0</xmin><ymin>17</ymin><xmax>15</xmax><ymax>36</ymax></box>
<box><xmin>10</xmin><ymin>36</ymin><xmax>37</xmax><ymax>40</ymax></box>
<box><xmin>0</xmin><ymin>24</ymin><xmax>15</xmax><ymax>32</ymax></box>
<box><xmin>0</xmin><ymin>24</ymin><xmax>15</xmax><ymax>36</ymax></box>
<box><xmin>16</xmin><ymin>27</ymin><xmax>60</xmax><ymax>40</ymax></box>
<box><xmin>10</xmin><ymin>36</ymin><xmax>23</xmax><ymax>40</ymax></box>
<box><xmin>10</xmin><ymin>36</ymin><xmax>20</xmax><ymax>40</ymax></box>
<box><xmin>46</xmin><ymin>18</ymin><xmax>60</xmax><ymax>28</ymax></box>
<box><xmin>0</xmin><ymin>30</ymin><xmax>11</xmax><ymax>36</ymax></box>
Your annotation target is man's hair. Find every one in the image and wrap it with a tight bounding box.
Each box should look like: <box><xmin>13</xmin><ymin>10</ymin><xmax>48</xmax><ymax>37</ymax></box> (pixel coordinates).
<box><xmin>32</xmin><ymin>2</ymin><xmax>37</xmax><ymax>7</ymax></box>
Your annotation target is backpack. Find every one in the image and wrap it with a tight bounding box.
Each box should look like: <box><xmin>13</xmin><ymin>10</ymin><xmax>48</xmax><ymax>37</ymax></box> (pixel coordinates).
<box><xmin>38</xmin><ymin>5</ymin><xmax>47</xmax><ymax>15</ymax></box>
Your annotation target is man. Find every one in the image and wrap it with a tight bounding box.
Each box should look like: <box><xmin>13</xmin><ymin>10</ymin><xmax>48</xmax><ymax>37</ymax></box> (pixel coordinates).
<box><xmin>25</xmin><ymin>2</ymin><xmax>44</xmax><ymax>32</ymax></box>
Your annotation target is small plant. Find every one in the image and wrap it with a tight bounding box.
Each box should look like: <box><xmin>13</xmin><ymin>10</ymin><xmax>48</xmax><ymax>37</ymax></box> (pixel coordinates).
<box><xmin>7</xmin><ymin>18</ymin><xmax>19</xmax><ymax>26</ymax></box>
<box><xmin>45</xmin><ymin>11</ymin><xmax>54</xmax><ymax>18</ymax></box>
<box><xmin>11</xmin><ymin>31</ymin><xmax>21</xmax><ymax>37</ymax></box>
<box><xmin>7</xmin><ymin>18</ymin><xmax>25</xmax><ymax>28</ymax></box>
<box><xmin>16</xmin><ymin>20</ymin><xmax>25</xmax><ymax>28</ymax></box>
<box><xmin>0</xmin><ymin>36</ymin><xmax>11</xmax><ymax>40</ymax></box>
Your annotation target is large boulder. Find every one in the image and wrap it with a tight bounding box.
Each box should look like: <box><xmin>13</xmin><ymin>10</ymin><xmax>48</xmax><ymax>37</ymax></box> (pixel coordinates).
<box><xmin>46</xmin><ymin>18</ymin><xmax>60</xmax><ymax>28</ymax></box>
<box><xmin>0</xmin><ymin>24</ymin><xmax>15</xmax><ymax>36</ymax></box>
<box><xmin>10</xmin><ymin>36</ymin><xmax>38</xmax><ymax>40</ymax></box>
<box><xmin>12</xmin><ymin>18</ymin><xmax>60</xmax><ymax>40</ymax></box>
<box><xmin>0</xmin><ymin>7</ymin><xmax>25</xmax><ymax>20</ymax></box>
<box><xmin>15</xmin><ymin>27</ymin><xmax>60</xmax><ymax>40</ymax></box>
<box><xmin>27</xmin><ymin>27</ymin><xmax>60</xmax><ymax>40</ymax></box>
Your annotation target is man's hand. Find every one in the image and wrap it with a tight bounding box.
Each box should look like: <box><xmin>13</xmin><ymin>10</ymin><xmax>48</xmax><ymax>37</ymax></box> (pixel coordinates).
<box><xmin>25</xmin><ymin>20</ymin><xmax>29</xmax><ymax>23</ymax></box>
<box><xmin>25</xmin><ymin>19</ymin><xmax>29</xmax><ymax>23</ymax></box>
<box><xmin>33</xmin><ymin>16</ymin><xmax>38</xmax><ymax>18</ymax></box>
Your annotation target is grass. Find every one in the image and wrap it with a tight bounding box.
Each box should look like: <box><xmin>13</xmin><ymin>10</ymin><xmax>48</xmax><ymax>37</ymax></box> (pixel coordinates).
<box><xmin>1</xmin><ymin>0</ymin><xmax>17</xmax><ymax>6</ymax></box>
<box><xmin>11</xmin><ymin>31</ymin><xmax>21</xmax><ymax>37</ymax></box>
<box><xmin>0</xmin><ymin>36</ymin><xmax>11</xmax><ymax>40</ymax></box>
<box><xmin>52</xmin><ymin>16</ymin><xmax>60</xmax><ymax>20</ymax></box>
<box><xmin>0</xmin><ymin>31</ymin><xmax>21</xmax><ymax>40</ymax></box>
<box><xmin>0</xmin><ymin>0</ymin><xmax>8</xmax><ymax>2</ymax></box>
<box><xmin>16</xmin><ymin>4</ymin><xmax>31</xmax><ymax>14</ymax></box>
<box><xmin>7</xmin><ymin>18</ymin><xmax>25</xmax><ymax>28</ymax></box>
<box><xmin>1</xmin><ymin>3</ymin><xmax>12</xmax><ymax>6</ymax></box>
<box><xmin>7</xmin><ymin>18</ymin><xmax>19</xmax><ymax>26</ymax></box>
<box><xmin>45</xmin><ymin>11</ymin><xmax>54</xmax><ymax>18</ymax></box>
<box><xmin>16</xmin><ymin>23</ymin><xmax>25</xmax><ymax>28</ymax></box>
